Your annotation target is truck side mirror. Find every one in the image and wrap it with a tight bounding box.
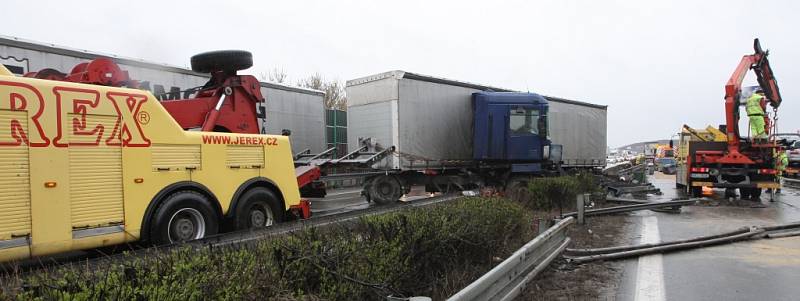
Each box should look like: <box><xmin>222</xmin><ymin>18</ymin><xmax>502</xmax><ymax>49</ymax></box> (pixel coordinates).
<box><xmin>537</xmin><ymin>116</ymin><xmax>547</xmax><ymax>137</ymax></box>
<box><xmin>669</xmin><ymin>140</ymin><xmax>673</xmax><ymax>148</ymax></box>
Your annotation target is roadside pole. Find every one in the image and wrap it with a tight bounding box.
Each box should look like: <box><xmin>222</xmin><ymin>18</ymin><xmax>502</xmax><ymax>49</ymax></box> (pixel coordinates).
<box><xmin>577</xmin><ymin>194</ymin><xmax>586</xmax><ymax>224</ymax></box>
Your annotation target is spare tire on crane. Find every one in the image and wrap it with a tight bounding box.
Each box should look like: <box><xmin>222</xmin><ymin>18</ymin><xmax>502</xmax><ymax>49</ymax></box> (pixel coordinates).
<box><xmin>190</xmin><ymin>50</ymin><xmax>253</xmax><ymax>73</ymax></box>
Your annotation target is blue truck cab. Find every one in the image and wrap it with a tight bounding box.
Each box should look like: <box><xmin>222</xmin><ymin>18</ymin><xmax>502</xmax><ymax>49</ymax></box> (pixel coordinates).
<box><xmin>472</xmin><ymin>92</ymin><xmax>559</xmax><ymax>172</ymax></box>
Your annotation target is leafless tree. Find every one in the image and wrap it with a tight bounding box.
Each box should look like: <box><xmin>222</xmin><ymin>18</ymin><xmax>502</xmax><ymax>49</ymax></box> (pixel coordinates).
<box><xmin>260</xmin><ymin>67</ymin><xmax>288</xmax><ymax>83</ymax></box>
<box><xmin>298</xmin><ymin>73</ymin><xmax>347</xmax><ymax>110</ymax></box>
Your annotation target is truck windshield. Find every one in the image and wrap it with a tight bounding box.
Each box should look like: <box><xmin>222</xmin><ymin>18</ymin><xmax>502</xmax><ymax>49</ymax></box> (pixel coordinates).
<box><xmin>509</xmin><ymin>108</ymin><xmax>545</xmax><ymax>135</ymax></box>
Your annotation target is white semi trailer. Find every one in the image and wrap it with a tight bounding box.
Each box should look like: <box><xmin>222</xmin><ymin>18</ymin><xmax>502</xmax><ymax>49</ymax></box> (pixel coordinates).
<box><xmin>346</xmin><ymin>70</ymin><xmax>607</xmax><ymax>170</ymax></box>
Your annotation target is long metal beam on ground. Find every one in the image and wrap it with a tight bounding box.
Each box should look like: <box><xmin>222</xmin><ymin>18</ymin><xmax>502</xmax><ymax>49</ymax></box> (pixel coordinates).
<box><xmin>565</xmin><ymin>221</ymin><xmax>800</xmax><ymax>264</ymax></box>
<box><xmin>561</xmin><ymin>199</ymin><xmax>698</xmax><ymax>218</ymax></box>
<box><xmin>604</xmin><ymin>196</ymin><xmax>649</xmax><ymax>204</ymax></box>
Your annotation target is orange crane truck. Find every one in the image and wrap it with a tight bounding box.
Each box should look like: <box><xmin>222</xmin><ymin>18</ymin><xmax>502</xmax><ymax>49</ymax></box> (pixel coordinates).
<box><xmin>676</xmin><ymin>39</ymin><xmax>783</xmax><ymax>199</ymax></box>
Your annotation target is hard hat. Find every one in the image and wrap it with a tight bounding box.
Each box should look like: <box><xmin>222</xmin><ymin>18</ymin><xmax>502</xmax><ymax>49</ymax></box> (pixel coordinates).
<box><xmin>754</xmin><ymin>87</ymin><xmax>765</xmax><ymax>94</ymax></box>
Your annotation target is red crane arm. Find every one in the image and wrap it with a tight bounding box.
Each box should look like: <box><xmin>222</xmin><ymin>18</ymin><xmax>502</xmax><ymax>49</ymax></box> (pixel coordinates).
<box><xmin>721</xmin><ymin>39</ymin><xmax>782</xmax><ymax>161</ymax></box>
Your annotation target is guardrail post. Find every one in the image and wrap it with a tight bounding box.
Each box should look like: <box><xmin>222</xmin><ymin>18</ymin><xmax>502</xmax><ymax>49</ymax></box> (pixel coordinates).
<box><xmin>538</xmin><ymin>218</ymin><xmax>549</xmax><ymax>235</ymax></box>
<box><xmin>577</xmin><ymin>194</ymin><xmax>586</xmax><ymax>225</ymax></box>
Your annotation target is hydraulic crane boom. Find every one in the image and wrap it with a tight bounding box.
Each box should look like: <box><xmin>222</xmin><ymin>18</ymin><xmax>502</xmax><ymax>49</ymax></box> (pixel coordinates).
<box><xmin>720</xmin><ymin>38</ymin><xmax>783</xmax><ymax>163</ymax></box>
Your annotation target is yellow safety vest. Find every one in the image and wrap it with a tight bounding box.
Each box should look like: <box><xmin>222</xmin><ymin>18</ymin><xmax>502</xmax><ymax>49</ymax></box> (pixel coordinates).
<box><xmin>746</xmin><ymin>93</ymin><xmax>765</xmax><ymax>116</ymax></box>
<box><xmin>779</xmin><ymin>152</ymin><xmax>789</xmax><ymax>170</ymax></box>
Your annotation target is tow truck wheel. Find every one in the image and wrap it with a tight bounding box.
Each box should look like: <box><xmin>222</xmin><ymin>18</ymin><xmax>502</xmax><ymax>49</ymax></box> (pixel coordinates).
<box><xmin>369</xmin><ymin>175</ymin><xmax>403</xmax><ymax>205</ymax></box>
<box><xmin>724</xmin><ymin>188</ymin><xmax>737</xmax><ymax>199</ymax></box>
<box><xmin>740</xmin><ymin>188</ymin><xmax>751</xmax><ymax>199</ymax></box>
<box><xmin>689</xmin><ymin>186</ymin><xmax>702</xmax><ymax>198</ymax></box>
<box><xmin>150</xmin><ymin>191</ymin><xmax>219</xmax><ymax>245</ymax></box>
<box><xmin>191</xmin><ymin>50</ymin><xmax>253</xmax><ymax>73</ymax></box>
<box><xmin>750</xmin><ymin>188</ymin><xmax>762</xmax><ymax>200</ymax></box>
<box><xmin>234</xmin><ymin>187</ymin><xmax>283</xmax><ymax>230</ymax></box>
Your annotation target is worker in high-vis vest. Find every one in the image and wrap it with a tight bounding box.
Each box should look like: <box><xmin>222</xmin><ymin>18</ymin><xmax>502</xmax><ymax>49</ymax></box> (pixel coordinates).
<box><xmin>777</xmin><ymin>149</ymin><xmax>789</xmax><ymax>194</ymax></box>
<box><xmin>746</xmin><ymin>89</ymin><xmax>767</xmax><ymax>139</ymax></box>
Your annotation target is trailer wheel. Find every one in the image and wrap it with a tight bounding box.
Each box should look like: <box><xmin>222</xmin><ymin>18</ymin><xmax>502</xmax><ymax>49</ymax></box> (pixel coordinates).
<box><xmin>369</xmin><ymin>175</ymin><xmax>403</xmax><ymax>205</ymax></box>
<box><xmin>150</xmin><ymin>191</ymin><xmax>219</xmax><ymax>245</ymax></box>
<box><xmin>190</xmin><ymin>50</ymin><xmax>253</xmax><ymax>73</ymax></box>
<box><xmin>505</xmin><ymin>177</ymin><xmax>530</xmax><ymax>202</ymax></box>
<box><xmin>234</xmin><ymin>187</ymin><xmax>283</xmax><ymax>230</ymax></box>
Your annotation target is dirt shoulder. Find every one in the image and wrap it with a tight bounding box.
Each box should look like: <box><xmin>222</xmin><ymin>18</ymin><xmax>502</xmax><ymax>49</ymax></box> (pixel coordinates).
<box><xmin>522</xmin><ymin>213</ymin><xmax>634</xmax><ymax>300</ymax></box>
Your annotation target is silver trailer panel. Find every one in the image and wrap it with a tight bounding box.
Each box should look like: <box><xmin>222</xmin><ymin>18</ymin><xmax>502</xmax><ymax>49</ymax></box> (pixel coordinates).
<box><xmin>397</xmin><ymin>78</ymin><xmax>475</xmax><ymax>163</ymax></box>
<box><xmin>0</xmin><ymin>35</ymin><xmax>327</xmax><ymax>153</ymax></box>
<box><xmin>548</xmin><ymin>99</ymin><xmax>607</xmax><ymax>166</ymax></box>
<box><xmin>346</xmin><ymin>70</ymin><xmax>607</xmax><ymax>169</ymax></box>
<box><xmin>261</xmin><ymin>83</ymin><xmax>326</xmax><ymax>154</ymax></box>
<box><xmin>347</xmin><ymin>100</ymin><xmax>397</xmax><ymax>169</ymax></box>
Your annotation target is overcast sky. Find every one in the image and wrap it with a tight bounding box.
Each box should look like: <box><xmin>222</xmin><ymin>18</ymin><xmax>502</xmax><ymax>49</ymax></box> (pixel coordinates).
<box><xmin>2</xmin><ymin>0</ymin><xmax>797</xmax><ymax>147</ymax></box>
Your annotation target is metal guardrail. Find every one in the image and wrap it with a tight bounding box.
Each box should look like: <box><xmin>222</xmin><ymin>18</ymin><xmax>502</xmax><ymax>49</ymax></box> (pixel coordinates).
<box><xmin>784</xmin><ymin>178</ymin><xmax>800</xmax><ymax>189</ymax></box>
<box><xmin>447</xmin><ymin>217</ymin><xmax>574</xmax><ymax>301</ymax></box>
<box><xmin>561</xmin><ymin>199</ymin><xmax>697</xmax><ymax>218</ymax></box>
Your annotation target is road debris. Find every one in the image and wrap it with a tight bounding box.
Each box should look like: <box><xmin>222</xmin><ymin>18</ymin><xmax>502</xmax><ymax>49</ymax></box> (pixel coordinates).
<box><xmin>565</xmin><ymin>221</ymin><xmax>800</xmax><ymax>264</ymax></box>
<box><xmin>599</xmin><ymin>163</ymin><xmax>663</xmax><ymax>196</ymax></box>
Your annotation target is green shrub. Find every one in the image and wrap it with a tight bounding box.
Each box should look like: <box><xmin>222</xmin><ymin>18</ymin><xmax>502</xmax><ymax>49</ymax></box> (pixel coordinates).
<box><xmin>516</xmin><ymin>174</ymin><xmax>598</xmax><ymax>211</ymax></box>
<box><xmin>573</xmin><ymin>172</ymin><xmax>600</xmax><ymax>195</ymax></box>
<box><xmin>3</xmin><ymin>197</ymin><xmax>532</xmax><ymax>301</ymax></box>
<box><xmin>273</xmin><ymin>197</ymin><xmax>530</xmax><ymax>300</ymax></box>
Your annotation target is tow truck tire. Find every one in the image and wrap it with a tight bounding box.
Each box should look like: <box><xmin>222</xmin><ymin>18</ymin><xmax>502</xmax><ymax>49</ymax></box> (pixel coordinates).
<box><xmin>740</xmin><ymin>188</ymin><xmax>751</xmax><ymax>200</ymax></box>
<box><xmin>234</xmin><ymin>187</ymin><xmax>283</xmax><ymax>230</ymax></box>
<box><xmin>369</xmin><ymin>175</ymin><xmax>403</xmax><ymax>205</ymax></box>
<box><xmin>689</xmin><ymin>186</ymin><xmax>702</xmax><ymax>198</ymax></box>
<box><xmin>191</xmin><ymin>50</ymin><xmax>253</xmax><ymax>73</ymax></box>
<box><xmin>150</xmin><ymin>191</ymin><xmax>219</xmax><ymax>245</ymax></box>
<box><xmin>750</xmin><ymin>188</ymin><xmax>762</xmax><ymax>200</ymax></box>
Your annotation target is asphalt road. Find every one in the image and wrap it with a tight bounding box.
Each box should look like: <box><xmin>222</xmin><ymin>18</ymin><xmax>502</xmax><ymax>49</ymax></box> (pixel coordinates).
<box><xmin>616</xmin><ymin>173</ymin><xmax>800</xmax><ymax>301</ymax></box>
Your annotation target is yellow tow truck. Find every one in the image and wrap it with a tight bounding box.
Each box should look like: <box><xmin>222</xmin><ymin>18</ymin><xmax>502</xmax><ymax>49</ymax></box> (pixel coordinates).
<box><xmin>0</xmin><ymin>54</ymin><xmax>306</xmax><ymax>262</ymax></box>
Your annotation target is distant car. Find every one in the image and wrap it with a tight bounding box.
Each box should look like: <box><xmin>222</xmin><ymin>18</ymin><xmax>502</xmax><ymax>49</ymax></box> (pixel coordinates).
<box><xmin>777</xmin><ymin>133</ymin><xmax>800</xmax><ymax>178</ymax></box>
<box><xmin>655</xmin><ymin>157</ymin><xmax>677</xmax><ymax>174</ymax></box>
<box><xmin>775</xmin><ymin>133</ymin><xmax>800</xmax><ymax>145</ymax></box>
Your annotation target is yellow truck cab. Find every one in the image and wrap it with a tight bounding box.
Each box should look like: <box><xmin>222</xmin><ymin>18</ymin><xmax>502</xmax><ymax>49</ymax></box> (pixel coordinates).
<box><xmin>0</xmin><ymin>64</ymin><xmax>302</xmax><ymax>262</ymax></box>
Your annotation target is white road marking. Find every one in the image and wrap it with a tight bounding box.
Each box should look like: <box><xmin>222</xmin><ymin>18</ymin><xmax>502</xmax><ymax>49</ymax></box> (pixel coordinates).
<box><xmin>635</xmin><ymin>215</ymin><xmax>666</xmax><ymax>301</ymax></box>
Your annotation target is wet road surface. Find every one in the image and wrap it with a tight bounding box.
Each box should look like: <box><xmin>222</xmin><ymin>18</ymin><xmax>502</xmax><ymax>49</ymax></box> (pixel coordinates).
<box><xmin>617</xmin><ymin>173</ymin><xmax>800</xmax><ymax>301</ymax></box>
